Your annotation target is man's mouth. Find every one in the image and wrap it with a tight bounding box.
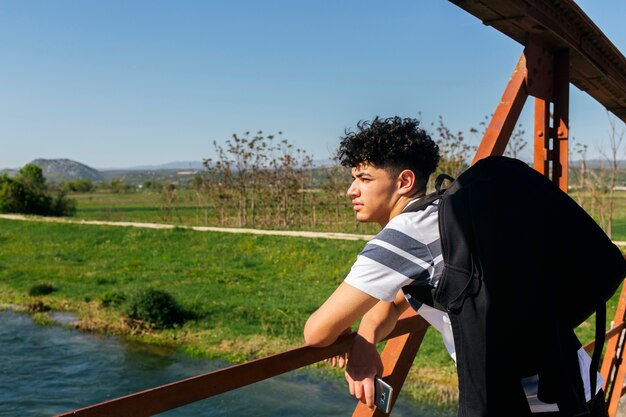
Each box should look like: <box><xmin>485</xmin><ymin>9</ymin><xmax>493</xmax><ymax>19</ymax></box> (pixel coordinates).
<box><xmin>352</xmin><ymin>201</ymin><xmax>363</xmax><ymax>210</ymax></box>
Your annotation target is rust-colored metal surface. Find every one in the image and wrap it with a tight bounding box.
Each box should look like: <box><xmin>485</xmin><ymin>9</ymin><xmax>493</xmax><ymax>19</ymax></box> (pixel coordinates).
<box><xmin>599</xmin><ymin>283</ymin><xmax>626</xmax><ymax>417</ymax></box>
<box><xmin>473</xmin><ymin>37</ymin><xmax>570</xmax><ymax>190</ymax></box>
<box><xmin>534</xmin><ymin>97</ymin><xmax>550</xmax><ymax>175</ymax></box>
<box><xmin>352</xmin><ymin>310</ymin><xmax>429</xmax><ymax>417</ymax></box>
<box><xmin>532</xmin><ymin>46</ymin><xmax>570</xmax><ymax>190</ymax></box>
<box><xmin>448</xmin><ymin>0</ymin><xmax>626</xmax><ymax>124</ymax></box>
<box><xmin>55</xmin><ymin>315</ymin><xmax>428</xmax><ymax>417</ymax></box>
<box><xmin>553</xmin><ymin>49</ymin><xmax>570</xmax><ymax>190</ymax></box>
<box><xmin>471</xmin><ymin>53</ymin><xmax>528</xmax><ymax>164</ymax></box>
<box><xmin>583</xmin><ymin>321</ymin><xmax>626</xmax><ymax>354</ymax></box>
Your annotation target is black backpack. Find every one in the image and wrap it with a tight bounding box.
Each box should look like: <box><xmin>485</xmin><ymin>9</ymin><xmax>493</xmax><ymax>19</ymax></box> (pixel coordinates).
<box><xmin>404</xmin><ymin>156</ymin><xmax>626</xmax><ymax>416</ymax></box>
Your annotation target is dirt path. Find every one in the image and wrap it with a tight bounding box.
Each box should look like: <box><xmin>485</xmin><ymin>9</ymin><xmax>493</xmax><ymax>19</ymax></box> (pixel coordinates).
<box><xmin>3</xmin><ymin>213</ymin><xmax>624</xmax><ymax>246</ymax></box>
<box><xmin>0</xmin><ymin>214</ymin><xmax>375</xmax><ymax>241</ymax></box>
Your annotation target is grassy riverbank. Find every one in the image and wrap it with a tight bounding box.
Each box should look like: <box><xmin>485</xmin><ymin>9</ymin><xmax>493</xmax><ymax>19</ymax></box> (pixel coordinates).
<box><xmin>0</xmin><ymin>218</ymin><xmax>459</xmax><ymax>407</ymax></box>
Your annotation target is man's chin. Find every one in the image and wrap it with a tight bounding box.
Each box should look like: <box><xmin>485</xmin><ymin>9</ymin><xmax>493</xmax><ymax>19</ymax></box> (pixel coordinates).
<box><xmin>355</xmin><ymin>213</ymin><xmax>372</xmax><ymax>223</ymax></box>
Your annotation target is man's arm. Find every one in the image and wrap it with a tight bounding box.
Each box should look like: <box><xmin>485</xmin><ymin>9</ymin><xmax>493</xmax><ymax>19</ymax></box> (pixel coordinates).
<box><xmin>303</xmin><ymin>282</ymin><xmax>379</xmax><ymax>347</ymax></box>
<box><xmin>354</xmin><ymin>290</ymin><xmax>409</xmax><ymax>344</ymax></box>
<box><xmin>345</xmin><ymin>290</ymin><xmax>409</xmax><ymax>408</ymax></box>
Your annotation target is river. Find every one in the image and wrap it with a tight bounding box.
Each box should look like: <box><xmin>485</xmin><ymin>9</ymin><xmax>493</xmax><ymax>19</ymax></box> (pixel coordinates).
<box><xmin>0</xmin><ymin>311</ymin><xmax>453</xmax><ymax>417</ymax></box>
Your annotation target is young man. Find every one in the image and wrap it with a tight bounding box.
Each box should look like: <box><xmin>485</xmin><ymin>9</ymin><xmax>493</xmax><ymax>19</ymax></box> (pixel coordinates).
<box><xmin>303</xmin><ymin>116</ymin><xmax>603</xmax><ymax>416</ymax></box>
<box><xmin>304</xmin><ymin>116</ymin><xmax>452</xmax><ymax>407</ymax></box>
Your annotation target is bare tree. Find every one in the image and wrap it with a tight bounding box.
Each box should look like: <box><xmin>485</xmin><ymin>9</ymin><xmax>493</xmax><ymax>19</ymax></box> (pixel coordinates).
<box><xmin>206</xmin><ymin>145</ymin><xmax>235</xmax><ymax>226</ymax></box>
<box><xmin>504</xmin><ymin>124</ymin><xmax>528</xmax><ymax>160</ymax></box>
<box><xmin>158</xmin><ymin>183</ymin><xmax>181</xmax><ymax>223</ymax></box>
<box><xmin>191</xmin><ymin>173</ymin><xmax>211</xmax><ymax>225</ymax></box>
<box><xmin>206</xmin><ymin>130</ymin><xmax>317</xmax><ymax>229</ymax></box>
<box><xmin>471</xmin><ymin>115</ymin><xmax>528</xmax><ymax>161</ymax></box>
<box><xmin>321</xmin><ymin>159</ymin><xmax>352</xmax><ymax>228</ymax></box>
<box><xmin>433</xmin><ymin>116</ymin><xmax>473</xmax><ymax>178</ymax></box>
<box><xmin>600</xmin><ymin>113</ymin><xmax>625</xmax><ymax>238</ymax></box>
<box><xmin>571</xmin><ymin>140</ymin><xmax>589</xmax><ymax>208</ymax></box>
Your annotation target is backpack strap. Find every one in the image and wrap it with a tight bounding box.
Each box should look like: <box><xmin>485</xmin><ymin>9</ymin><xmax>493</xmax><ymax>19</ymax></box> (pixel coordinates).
<box><xmin>401</xmin><ymin>173</ymin><xmax>455</xmax><ymax>311</ymax></box>
<box><xmin>402</xmin><ymin>173</ymin><xmax>454</xmax><ymax>214</ymax></box>
<box><xmin>435</xmin><ymin>173</ymin><xmax>455</xmax><ymax>192</ymax></box>
<box><xmin>589</xmin><ymin>302</ymin><xmax>606</xmax><ymax>410</ymax></box>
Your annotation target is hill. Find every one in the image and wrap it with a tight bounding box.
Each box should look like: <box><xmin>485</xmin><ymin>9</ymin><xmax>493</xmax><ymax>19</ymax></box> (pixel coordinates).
<box><xmin>30</xmin><ymin>158</ymin><xmax>103</xmax><ymax>183</ymax></box>
<box><xmin>99</xmin><ymin>169</ymin><xmax>192</xmax><ymax>186</ymax></box>
<box><xmin>122</xmin><ymin>161</ymin><xmax>205</xmax><ymax>170</ymax></box>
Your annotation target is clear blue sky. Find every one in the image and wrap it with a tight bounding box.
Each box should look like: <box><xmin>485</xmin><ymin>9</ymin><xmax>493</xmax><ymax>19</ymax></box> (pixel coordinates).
<box><xmin>1</xmin><ymin>0</ymin><xmax>625</xmax><ymax>169</ymax></box>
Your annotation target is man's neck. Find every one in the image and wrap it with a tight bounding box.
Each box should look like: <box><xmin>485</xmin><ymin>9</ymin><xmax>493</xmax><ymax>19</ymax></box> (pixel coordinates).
<box><xmin>383</xmin><ymin>192</ymin><xmax>426</xmax><ymax>227</ymax></box>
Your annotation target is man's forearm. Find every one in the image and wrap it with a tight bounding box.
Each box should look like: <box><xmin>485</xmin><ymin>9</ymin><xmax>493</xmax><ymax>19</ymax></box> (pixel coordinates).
<box><xmin>356</xmin><ymin>303</ymin><xmax>400</xmax><ymax>343</ymax></box>
<box><xmin>303</xmin><ymin>282</ymin><xmax>380</xmax><ymax>347</ymax></box>
<box><xmin>356</xmin><ymin>291</ymin><xmax>408</xmax><ymax>343</ymax></box>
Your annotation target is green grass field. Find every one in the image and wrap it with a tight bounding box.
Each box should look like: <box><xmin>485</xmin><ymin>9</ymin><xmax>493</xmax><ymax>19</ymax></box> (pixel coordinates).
<box><xmin>71</xmin><ymin>188</ymin><xmax>626</xmax><ymax>240</ymax></box>
<box><xmin>70</xmin><ymin>190</ymin><xmax>380</xmax><ymax>235</ymax></box>
<box><xmin>0</xmin><ymin>219</ymin><xmax>360</xmax><ymax>342</ymax></box>
<box><xmin>0</xmin><ymin>218</ymin><xmax>459</xmax><ymax>405</ymax></box>
<box><xmin>569</xmin><ymin>189</ymin><xmax>626</xmax><ymax>241</ymax></box>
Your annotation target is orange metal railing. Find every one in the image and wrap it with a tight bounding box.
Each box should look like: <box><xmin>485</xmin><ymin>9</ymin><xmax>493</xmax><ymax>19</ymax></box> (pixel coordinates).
<box><xmin>597</xmin><ymin>282</ymin><xmax>626</xmax><ymax>417</ymax></box>
<box><xmin>55</xmin><ymin>284</ymin><xmax>626</xmax><ymax>417</ymax></box>
<box><xmin>55</xmin><ymin>314</ymin><xmax>431</xmax><ymax>417</ymax></box>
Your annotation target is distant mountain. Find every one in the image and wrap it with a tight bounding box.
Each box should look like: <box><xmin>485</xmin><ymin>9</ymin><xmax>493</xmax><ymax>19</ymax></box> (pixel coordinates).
<box><xmin>30</xmin><ymin>158</ymin><xmax>103</xmax><ymax>183</ymax></box>
<box><xmin>116</xmin><ymin>161</ymin><xmax>206</xmax><ymax>171</ymax></box>
<box><xmin>0</xmin><ymin>168</ymin><xmax>18</xmax><ymax>178</ymax></box>
<box><xmin>112</xmin><ymin>159</ymin><xmax>337</xmax><ymax>171</ymax></box>
<box><xmin>571</xmin><ymin>159</ymin><xmax>626</xmax><ymax>169</ymax></box>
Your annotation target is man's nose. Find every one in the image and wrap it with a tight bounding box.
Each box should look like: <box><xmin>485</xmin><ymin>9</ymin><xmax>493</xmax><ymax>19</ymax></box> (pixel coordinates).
<box><xmin>347</xmin><ymin>180</ymin><xmax>358</xmax><ymax>197</ymax></box>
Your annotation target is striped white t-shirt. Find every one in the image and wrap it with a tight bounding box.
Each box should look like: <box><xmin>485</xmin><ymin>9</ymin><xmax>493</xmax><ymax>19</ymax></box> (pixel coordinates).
<box><xmin>344</xmin><ymin>198</ymin><xmax>443</xmax><ymax>306</ymax></box>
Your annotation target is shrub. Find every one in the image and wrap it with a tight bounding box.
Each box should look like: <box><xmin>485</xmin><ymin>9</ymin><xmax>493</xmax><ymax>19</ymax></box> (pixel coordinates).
<box><xmin>0</xmin><ymin>165</ymin><xmax>76</xmax><ymax>216</ymax></box>
<box><xmin>63</xmin><ymin>179</ymin><xmax>95</xmax><ymax>193</ymax></box>
<box><xmin>27</xmin><ymin>300</ymin><xmax>51</xmax><ymax>313</ymax></box>
<box><xmin>99</xmin><ymin>291</ymin><xmax>127</xmax><ymax>307</ymax></box>
<box><xmin>50</xmin><ymin>190</ymin><xmax>76</xmax><ymax>216</ymax></box>
<box><xmin>28</xmin><ymin>283</ymin><xmax>57</xmax><ymax>296</ymax></box>
<box><xmin>126</xmin><ymin>288</ymin><xmax>188</xmax><ymax>328</ymax></box>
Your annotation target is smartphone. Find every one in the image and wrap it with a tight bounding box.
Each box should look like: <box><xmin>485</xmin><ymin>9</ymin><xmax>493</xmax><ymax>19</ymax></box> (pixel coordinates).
<box><xmin>374</xmin><ymin>376</ymin><xmax>393</xmax><ymax>413</ymax></box>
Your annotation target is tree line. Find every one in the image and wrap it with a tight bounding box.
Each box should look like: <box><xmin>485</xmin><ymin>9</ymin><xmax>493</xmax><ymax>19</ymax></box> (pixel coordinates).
<box><xmin>181</xmin><ymin>118</ymin><xmax>482</xmax><ymax>229</ymax></box>
<box><xmin>0</xmin><ymin>164</ymin><xmax>75</xmax><ymax>216</ymax></box>
<box><xmin>570</xmin><ymin>114</ymin><xmax>626</xmax><ymax>238</ymax></box>
<box><xmin>5</xmin><ymin>114</ymin><xmax>624</xmax><ymax>236</ymax></box>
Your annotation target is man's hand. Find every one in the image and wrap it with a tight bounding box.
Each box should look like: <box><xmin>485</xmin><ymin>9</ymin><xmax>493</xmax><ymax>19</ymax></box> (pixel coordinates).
<box><xmin>326</xmin><ymin>353</ymin><xmax>348</xmax><ymax>368</ymax></box>
<box><xmin>345</xmin><ymin>334</ymin><xmax>383</xmax><ymax>408</ymax></box>
<box><xmin>325</xmin><ymin>328</ymin><xmax>352</xmax><ymax>368</ymax></box>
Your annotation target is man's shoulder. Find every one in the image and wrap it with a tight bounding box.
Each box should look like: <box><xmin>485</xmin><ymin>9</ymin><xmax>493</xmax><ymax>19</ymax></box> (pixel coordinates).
<box><xmin>384</xmin><ymin>201</ymin><xmax>439</xmax><ymax>232</ymax></box>
<box><xmin>368</xmin><ymin>203</ymin><xmax>440</xmax><ymax>250</ymax></box>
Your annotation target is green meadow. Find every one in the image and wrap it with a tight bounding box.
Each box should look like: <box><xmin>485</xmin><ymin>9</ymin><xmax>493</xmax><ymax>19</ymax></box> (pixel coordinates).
<box><xmin>0</xmin><ymin>218</ymin><xmax>459</xmax><ymax>405</ymax></box>
<box><xmin>70</xmin><ymin>189</ymin><xmax>382</xmax><ymax>235</ymax></box>
<box><xmin>0</xmin><ymin>219</ymin><xmax>363</xmax><ymax>345</ymax></box>
<box><xmin>71</xmin><ymin>188</ymin><xmax>626</xmax><ymax>240</ymax></box>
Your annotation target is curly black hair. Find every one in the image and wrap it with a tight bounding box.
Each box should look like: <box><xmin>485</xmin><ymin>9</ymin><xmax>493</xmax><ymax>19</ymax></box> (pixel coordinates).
<box><xmin>337</xmin><ymin>116</ymin><xmax>440</xmax><ymax>191</ymax></box>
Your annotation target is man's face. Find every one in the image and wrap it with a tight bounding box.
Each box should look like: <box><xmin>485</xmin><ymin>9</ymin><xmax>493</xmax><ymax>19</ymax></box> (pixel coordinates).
<box><xmin>347</xmin><ymin>163</ymin><xmax>398</xmax><ymax>227</ymax></box>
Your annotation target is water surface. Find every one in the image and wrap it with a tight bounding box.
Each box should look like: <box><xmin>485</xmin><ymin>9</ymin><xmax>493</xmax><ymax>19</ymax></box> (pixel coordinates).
<box><xmin>0</xmin><ymin>311</ymin><xmax>453</xmax><ymax>417</ymax></box>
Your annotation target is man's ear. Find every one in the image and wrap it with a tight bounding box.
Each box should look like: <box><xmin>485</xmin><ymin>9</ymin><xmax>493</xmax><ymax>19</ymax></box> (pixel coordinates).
<box><xmin>397</xmin><ymin>169</ymin><xmax>416</xmax><ymax>195</ymax></box>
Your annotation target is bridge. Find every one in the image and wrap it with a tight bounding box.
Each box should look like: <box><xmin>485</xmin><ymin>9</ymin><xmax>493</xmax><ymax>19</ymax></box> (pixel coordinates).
<box><xmin>56</xmin><ymin>1</ymin><xmax>626</xmax><ymax>416</ymax></box>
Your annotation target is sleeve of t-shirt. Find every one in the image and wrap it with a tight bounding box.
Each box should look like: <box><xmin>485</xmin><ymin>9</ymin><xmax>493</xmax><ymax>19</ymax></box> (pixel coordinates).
<box><xmin>344</xmin><ymin>214</ymin><xmax>437</xmax><ymax>302</ymax></box>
